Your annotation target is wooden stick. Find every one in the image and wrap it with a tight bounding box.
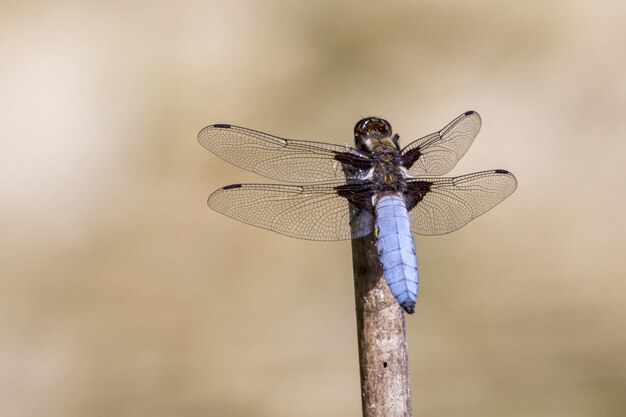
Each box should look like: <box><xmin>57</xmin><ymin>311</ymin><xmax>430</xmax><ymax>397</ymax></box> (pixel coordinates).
<box><xmin>351</xmin><ymin>231</ymin><xmax>413</xmax><ymax>417</ymax></box>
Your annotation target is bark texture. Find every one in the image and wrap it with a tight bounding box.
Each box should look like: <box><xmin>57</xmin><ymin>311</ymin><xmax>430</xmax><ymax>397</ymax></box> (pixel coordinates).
<box><xmin>351</xmin><ymin>232</ymin><xmax>413</xmax><ymax>417</ymax></box>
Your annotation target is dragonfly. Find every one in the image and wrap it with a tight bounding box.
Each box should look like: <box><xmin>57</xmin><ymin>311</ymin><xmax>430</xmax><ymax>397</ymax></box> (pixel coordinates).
<box><xmin>198</xmin><ymin>111</ymin><xmax>517</xmax><ymax>313</ymax></box>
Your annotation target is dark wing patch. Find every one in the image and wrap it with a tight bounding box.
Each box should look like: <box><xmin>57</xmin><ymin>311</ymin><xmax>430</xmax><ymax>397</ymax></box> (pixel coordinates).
<box><xmin>335</xmin><ymin>182</ymin><xmax>374</xmax><ymax>207</ymax></box>
<box><xmin>405</xmin><ymin>181</ymin><xmax>432</xmax><ymax>211</ymax></box>
<box><xmin>333</xmin><ymin>151</ymin><xmax>375</xmax><ymax>179</ymax></box>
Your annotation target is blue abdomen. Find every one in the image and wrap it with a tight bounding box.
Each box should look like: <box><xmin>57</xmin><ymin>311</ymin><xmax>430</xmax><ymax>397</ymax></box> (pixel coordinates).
<box><xmin>375</xmin><ymin>193</ymin><xmax>418</xmax><ymax>313</ymax></box>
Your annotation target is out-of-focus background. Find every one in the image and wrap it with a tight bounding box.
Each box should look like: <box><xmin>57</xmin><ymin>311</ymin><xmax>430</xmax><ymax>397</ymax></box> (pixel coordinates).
<box><xmin>1</xmin><ymin>1</ymin><xmax>625</xmax><ymax>416</ymax></box>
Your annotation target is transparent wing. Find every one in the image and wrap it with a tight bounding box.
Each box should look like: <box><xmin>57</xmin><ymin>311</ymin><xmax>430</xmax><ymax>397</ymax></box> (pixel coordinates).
<box><xmin>405</xmin><ymin>169</ymin><xmax>517</xmax><ymax>235</ymax></box>
<box><xmin>401</xmin><ymin>111</ymin><xmax>482</xmax><ymax>176</ymax></box>
<box><xmin>208</xmin><ymin>182</ymin><xmax>374</xmax><ymax>241</ymax></box>
<box><xmin>198</xmin><ymin>124</ymin><xmax>372</xmax><ymax>182</ymax></box>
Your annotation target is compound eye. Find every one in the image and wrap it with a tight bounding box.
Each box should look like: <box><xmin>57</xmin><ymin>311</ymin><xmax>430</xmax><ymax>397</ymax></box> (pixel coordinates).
<box><xmin>354</xmin><ymin>118</ymin><xmax>370</xmax><ymax>136</ymax></box>
<box><xmin>371</xmin><ymin>119</ymin><xmax>391</xmax><ymax>136</ymax></box>
<box><xmin>354</xmin><ymin>118</ymin><xmax>392</xmax><ymax>136</ymax></box>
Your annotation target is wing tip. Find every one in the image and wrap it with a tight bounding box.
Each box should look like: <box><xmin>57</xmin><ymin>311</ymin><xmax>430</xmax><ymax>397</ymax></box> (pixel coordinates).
<box><xmin>494</xmin><ymin>169</ymin><xmax>518</xmax><ymax>188</ymax></box>
<box><xmin>207</xmin><ymin>184</ymin><xmax>243</xmax><ymax>208</ymax></box>
<box><xmin>463</xmin><ymin>110</ymin><xmax>481</xmax><ymax>128</ymax></box>
<box><xmin>197</xmin><ymin>123</ymin><xmax>232</xmax><ymax>141</ymax></box>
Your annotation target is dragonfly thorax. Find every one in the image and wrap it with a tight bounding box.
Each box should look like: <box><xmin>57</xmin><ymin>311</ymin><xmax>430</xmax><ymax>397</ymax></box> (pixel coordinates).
<box><xmin>370</xmin><ymin>152</ymin><xmax>407</xmax><ymax>193</ymax></box>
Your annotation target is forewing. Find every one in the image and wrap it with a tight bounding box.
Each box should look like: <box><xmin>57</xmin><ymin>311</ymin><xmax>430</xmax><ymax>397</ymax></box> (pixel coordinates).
<box><xmin>208</xmin><ymin>182</ymin><xmax>374</xmax><ymax>241</ymax></box>
<box><xmin>401</xmin><ymin>111</ymin><xmax>482</xmax><ymax>176</ymax></box>
<box><xmin>198</xmin><ymin>124</ymin><xmax>372</xmax><ymax>182</ymax></box>
<box><xmin>405</xmin><ymin>169</ymin><xmax>517</xmax><ymax>235</ymax></box>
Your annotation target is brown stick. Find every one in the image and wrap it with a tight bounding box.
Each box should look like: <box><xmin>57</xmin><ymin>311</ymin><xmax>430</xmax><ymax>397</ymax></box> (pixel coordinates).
<box><xmin>351</xmin><ymin>232</ymin><xmax>413</xmax><ymax>417</ymax></box>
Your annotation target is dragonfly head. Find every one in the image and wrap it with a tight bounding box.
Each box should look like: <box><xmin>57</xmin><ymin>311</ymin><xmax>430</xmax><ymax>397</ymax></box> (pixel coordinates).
<box><xmin>354</xmin><ymin>117</ymin><xmax>399</xmax><ymax>152</ymax></box>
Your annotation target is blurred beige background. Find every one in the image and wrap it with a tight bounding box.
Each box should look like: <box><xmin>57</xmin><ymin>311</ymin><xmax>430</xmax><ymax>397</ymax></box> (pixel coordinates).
<box><xmin>1</xmin><ymin>1</ymin><xmax>625</xmax><ymax>416</ymax></box>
